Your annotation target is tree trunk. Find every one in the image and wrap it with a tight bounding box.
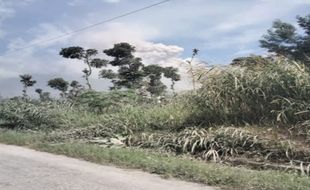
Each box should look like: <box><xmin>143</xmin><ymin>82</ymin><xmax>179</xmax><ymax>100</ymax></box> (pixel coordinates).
<box><xmin>85</xmin><ymin>58</ymin><xmax>92</xmax><ymax>90</ymax></box>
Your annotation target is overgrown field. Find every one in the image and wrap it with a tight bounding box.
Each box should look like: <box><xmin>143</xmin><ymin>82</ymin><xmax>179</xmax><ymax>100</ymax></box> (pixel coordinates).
<box><xmin>1</xmin><ymin>59</ymin><xmax>310</xmax><ymax>189</ymax></box>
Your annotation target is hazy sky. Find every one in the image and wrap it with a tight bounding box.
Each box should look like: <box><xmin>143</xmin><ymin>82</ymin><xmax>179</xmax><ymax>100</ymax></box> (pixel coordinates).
<box><xmin>0</xmin><ymin>0</ymin><xmax>309</xmax><ymax>97</ymax></box>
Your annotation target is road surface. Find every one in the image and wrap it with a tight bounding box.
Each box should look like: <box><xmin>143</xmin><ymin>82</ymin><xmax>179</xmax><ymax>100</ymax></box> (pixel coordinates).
<box><xmin>0</xmin><ymin>144</ymin><xmax>216</xmax><ymax>190</ymax></box>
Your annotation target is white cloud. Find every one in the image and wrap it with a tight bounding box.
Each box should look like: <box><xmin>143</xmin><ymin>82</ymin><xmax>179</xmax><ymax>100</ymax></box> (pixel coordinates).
<box><xmin>135</xmin><ymin>42</ymin><xmax>193</xmax><ymax>91</ymax></box>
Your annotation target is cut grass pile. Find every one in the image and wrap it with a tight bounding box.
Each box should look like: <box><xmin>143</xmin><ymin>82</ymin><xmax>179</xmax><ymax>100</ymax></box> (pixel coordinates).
<box><xmin>127</xmin><ymin>127</ymin><xmax>310</xmax><ymax>164</ymax></box>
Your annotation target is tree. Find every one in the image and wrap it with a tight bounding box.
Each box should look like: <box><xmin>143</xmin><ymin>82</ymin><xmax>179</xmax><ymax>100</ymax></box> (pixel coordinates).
<box><xmin>260</xmin><ymin>14</ymin><xmax>310</xmax><ymax>67</ymax></box>
<box><xmin>35</xmin><ymin>88</ymin><xmax>42</xmax><ymax>95</ymax></box>
<box><xmin>47</xmin><ymin>78</ymin><xmax>69</xmax><ymax>97</ymax></box>
<box><xmin>60</xmin><ymin>47</ymin><xmax>107</xmax><ymax>89</ymax></box>
<box><xmin>143</xmin><ymin>65</ymin><xmax>167</xmax><ymax>96</ymax></box>
<box><xmin>19</xmin><ymin>74</ymin><xmax>36</xmax><ymax>97</ymax></box>
<box><xmin>101</xmin><ymin>43</ymin><xmax>144</xmax><ymax>90</ymax></box>
<box><xmin>68</xmin><ymin>80</ymin><xmax>84</xmax><ymax>98</ymax></box>
<box><xmin>100</xmin><ymin>42</ymin><xmax>181</xmax><ymax>96</ymax></box>
<box><xmin>163</xmin><ymin>67</ymin><xmax>181</xmax><ymax>95</ymax></box>
<box><xmin>35</xmin><ymin>88</ymin><xmax>51</xmax><ymax>101</ymax></box>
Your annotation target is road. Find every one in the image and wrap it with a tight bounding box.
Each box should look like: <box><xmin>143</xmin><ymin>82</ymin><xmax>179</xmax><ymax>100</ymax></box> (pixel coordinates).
<box><xmin>0</xmin><ymin>144</ymin><xmax>216</xmax><ymax>190</ymax></box>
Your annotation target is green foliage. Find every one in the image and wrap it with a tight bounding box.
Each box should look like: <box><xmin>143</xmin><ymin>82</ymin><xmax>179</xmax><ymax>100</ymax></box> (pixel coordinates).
<box><xmin>75</xmin><ymin>90</ymin><xmax>139</xmax><ymax>113</ymax></box>
<box><xmin>61</xmin><ymin>102</ymin><xmax>190</xmax><ymax>141</ymax></box>
<box><xmin>35</xmin><ymin>88</ymin><xmax>51</xmax><ymax>101</ymax></box>
<box><xmin>68</xmin><ymin>80</ymin><xmax>85</xmax><ymax>98</ymax></box>
<box><xmin>102</xmin><ymin>43</ymin><xmax>144</xmax><ymax>90</ymax></box>
<box><xmin>99</xmin><ymin>69</ymin><xmax>117</xmax><ymax>79</ymax></box>
<box><xmin>101</xmin><ymin>43</ymin><xmax>180</xmax><ymax>95</ymax></box>
<box><xmin>188</xmin><ymin>59</ymin><xmax>310</xmax><ymax>125</ymax></box>
<box><xmin>163</xmin><ymin>66</ymin><xmax>181</xmax><ymax>94</ymax></box>
<box><xmin>103</xmin><ymin>42</ymin><xmax>135</xmax><ymax>63</ymax></box>
<box><xmin>231</xmin><ymin>55</ymin><xmax>271</xmax><ymax>66</ymax></box>
<box><xmin>260</xmin><ymin>14</ymin><xmax>310</xmax><ymax>67</ymax></box>
<box><xmin>0</xmin><ymin>100</ymin><xmax>62</xmax><ymax>129</ymax></box>
<box><xmin>143</xmin><ymin>65</ymin><xmax>167</xmax><ymax>96</ymax></box>
<box><xmin>48</xmin><ymin>78</ymin><xmax>69</xmax><ymax>96</ymax></box>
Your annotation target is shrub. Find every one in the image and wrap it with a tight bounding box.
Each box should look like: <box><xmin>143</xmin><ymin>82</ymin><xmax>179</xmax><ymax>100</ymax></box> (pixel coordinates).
<box><xmin>63</xmin><ymin>101</ymin><xmax>191</xmax><ymax>140</ymax></box>
<box><xmin>0</xmin><ymin>99</ymin><xmax>63</xmax><ymax>129</ymax></box>
<box><xmin>74</xmin><ymin>90</ymin><xmax>142</xmax><ymax>113</ymax></box>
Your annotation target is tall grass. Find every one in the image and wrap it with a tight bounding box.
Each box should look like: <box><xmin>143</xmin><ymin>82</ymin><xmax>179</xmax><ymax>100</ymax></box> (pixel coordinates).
<box><xmin>188</xmin><ymin>59</ymin><xmax>310</xmax><ymax>126</ymax></box>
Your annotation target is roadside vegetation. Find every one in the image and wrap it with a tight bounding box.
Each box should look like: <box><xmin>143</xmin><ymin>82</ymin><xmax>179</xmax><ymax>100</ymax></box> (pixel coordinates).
<box><xmin>1</xmin><ymin>14</ymin><xmax>310</xmax><ymax>190</ymax></box>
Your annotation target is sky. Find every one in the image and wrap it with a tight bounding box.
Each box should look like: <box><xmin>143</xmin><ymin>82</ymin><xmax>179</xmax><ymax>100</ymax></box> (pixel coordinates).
<box><xmin>0</xmin><ymin>0</ymin><xmax>309</xmax><ymax>97</ymax></box>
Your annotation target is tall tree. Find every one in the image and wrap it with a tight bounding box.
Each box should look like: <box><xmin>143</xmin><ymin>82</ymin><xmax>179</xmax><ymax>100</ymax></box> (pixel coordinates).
<box><xmin>143</xmin><ymin>65</ymin><xmax>167</xmax><ymax>96</ymax></box>
<box><xmin>101</xmin><ymin>43</ymin><xmax>144</xmax><ymax>90</ymax></box>
<box><xmin>60</xmin><ymin>47</ymin><xmax>107</xmax><ymax>89</ymax></box>
<box><xmin>260</xmin><ymin>14</ymin><xmax>310</xmax><ymax>67</ymax></box>
<box><xmin>47</xmin><ymin>78</ymin><xmax>69</xmax><ymax>97</ymax></box>
<box><xmin>163</xmin><ymin>67</ymin><xmax>181</xmax><ymax>95</ymax></box>
<box><xmin>19</xmin><ymin>74</ymin><xmax>36</xmax><ymax>97</ymax></box>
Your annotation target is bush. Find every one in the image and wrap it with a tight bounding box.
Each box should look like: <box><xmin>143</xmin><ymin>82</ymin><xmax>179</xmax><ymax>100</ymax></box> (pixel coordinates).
<box><xmin>74</xmin><ymin>90</ymin><xmax>143</xmax><ymax>113</ymax></box>
<box><xmin>64</xmin><ymin>102</ymin><xmax>191</xmax><ymax>140</ymax></box>
<box><xmin>0</xmin><ymin>99</ymin><xmax>63</xmax><ymax>129</ymax></box>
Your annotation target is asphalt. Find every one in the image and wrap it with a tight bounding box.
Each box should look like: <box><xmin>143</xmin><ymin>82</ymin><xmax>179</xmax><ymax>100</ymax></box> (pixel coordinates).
<box><xmin>0</xmin><ymin>144</ymin><xmax>216</xmax><ymax>190</ymax></box>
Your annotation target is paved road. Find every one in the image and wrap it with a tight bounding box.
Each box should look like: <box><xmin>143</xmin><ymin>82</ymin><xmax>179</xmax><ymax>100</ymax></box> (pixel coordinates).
<box><xmin>0</xmin><ymin>144</ymin><xmax>216</xmax><ymax>190</ymax></box>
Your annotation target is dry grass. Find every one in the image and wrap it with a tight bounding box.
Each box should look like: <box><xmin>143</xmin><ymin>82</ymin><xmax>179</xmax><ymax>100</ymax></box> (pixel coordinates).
<box><xmin>127</xmin><ymin>127</ymin><xmax>310</xmax><ymax>171</ymax></box>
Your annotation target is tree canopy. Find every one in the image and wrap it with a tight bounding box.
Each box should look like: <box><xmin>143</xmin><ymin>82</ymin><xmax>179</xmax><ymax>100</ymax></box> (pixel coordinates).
<box><xmin>260</xmin><ymin>14</ymin><xmax>310</xmax><ymax>67</ymax></box>
<box><xmin>60</xmin><ymin>47</ymin><xmax>107</xmax><ymax>89</ymax></box>
<box><xmin>101</xmin><ymin>43</ymin><xmax>145</xmax><ymax>90</ymax></box>
<box><xmin>47</xmin><ymin>78</ymin><xmax>69</xmax><ymax>97</ymax></box>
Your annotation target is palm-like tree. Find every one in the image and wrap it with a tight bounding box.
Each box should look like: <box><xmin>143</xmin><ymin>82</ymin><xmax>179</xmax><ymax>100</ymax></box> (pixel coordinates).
<box><xmin>19</xmin><ymin>74</ymin><xmax>36</xmax><ymax>97</ymax></box>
